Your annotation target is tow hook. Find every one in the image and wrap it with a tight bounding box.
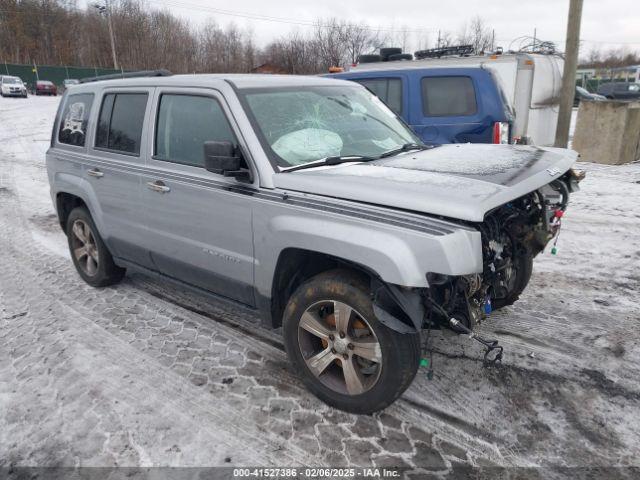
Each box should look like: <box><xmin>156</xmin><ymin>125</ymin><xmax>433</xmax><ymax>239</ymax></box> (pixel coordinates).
<box><xmin>449</xmin><ymin>318</ymin><xmax>504</xmax><ymax>366</ymax></box>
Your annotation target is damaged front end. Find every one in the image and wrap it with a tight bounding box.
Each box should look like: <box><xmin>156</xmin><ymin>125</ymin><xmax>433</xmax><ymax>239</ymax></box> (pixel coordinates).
<box><xmin>371</xmin><ymin>169</ymin><xmax>583</xmax><ymax>365</ymax></box>
<box><xmin>428</xmin><ymin>168</ymin><xmax>582</xmax><ymax>330</ymax></box>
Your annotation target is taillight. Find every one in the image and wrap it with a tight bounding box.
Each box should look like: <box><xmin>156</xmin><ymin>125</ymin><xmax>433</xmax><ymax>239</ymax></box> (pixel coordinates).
<box><xmin>492</xmin><ymin>122</ymin><xmax>510</xmax><ymax>144</ymax></box>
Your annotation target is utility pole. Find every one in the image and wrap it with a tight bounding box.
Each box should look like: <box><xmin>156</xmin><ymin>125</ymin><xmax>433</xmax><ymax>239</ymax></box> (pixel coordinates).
<box><xmin>437</xmin><ymin>30</ymin><xmax>441</xmax><ymax>49</ymax></box>
<box><xmin>105</xmin><ymin>0</ymin><xmax>118</xmax><ymax>70</ymax></box>
<box><xmin>94</xmin><ymin>1</ymin><xmax>118</xmax><ymax>70</ymax></box>
<box><xmin>554</xmin><ymin>0</ymin><xmax>583</xmax><ymax>147</ymax></box>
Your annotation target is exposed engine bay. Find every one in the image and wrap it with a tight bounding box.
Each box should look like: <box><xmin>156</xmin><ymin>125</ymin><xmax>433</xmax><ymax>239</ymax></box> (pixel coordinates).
<box><xmin>427</xmin><ymin>169</ymin><xmax>583</xmax><ymax>330</ymax></box>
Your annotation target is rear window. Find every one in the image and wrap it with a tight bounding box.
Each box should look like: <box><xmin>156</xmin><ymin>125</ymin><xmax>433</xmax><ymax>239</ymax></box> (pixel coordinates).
<box><xmin>95</xmin><ymin>93</ymin><xmax>148</xmax><ymax>155</ymax></box>
<box><xmin>58</xmin><ymin>93</ymin><xmax>94</xmax><ymax>147</ymax></box>
<box><xmin>421</xmin><ymin>76</ymin><xmax>477</xmax><ymax>117</ymax></box>
<box><xmin>355</xmin><ymin>78</ymin><xmax>403</xmax><ymax>114</ymax></box>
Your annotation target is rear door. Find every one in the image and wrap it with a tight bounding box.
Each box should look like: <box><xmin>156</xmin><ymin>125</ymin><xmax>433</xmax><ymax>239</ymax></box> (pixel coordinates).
<box><xmin>140</xmin><ymin>87</ymin><xmax>256</xmax><ymax>306</ymax></box>
<box><xmin>408</xmin><ymin>68</ymin><xmax>490</xmax><ymax>144</ymax></box>
<box><xmin>84</xmin><ymin>87</ymin><xmax>155</xmax><ymax>268</ymax></box>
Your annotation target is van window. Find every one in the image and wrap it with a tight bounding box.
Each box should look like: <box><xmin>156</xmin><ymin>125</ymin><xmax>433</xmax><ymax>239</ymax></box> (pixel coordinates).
<box><xmin>355</xmin><ymin>78</ymin><xmax>402</xmax><ymax>114</ymax></box>
<box><xmin>95</xmin><ymin>93</ymin><xmax>148</xmax><ymax>155</ymax></box>
<box><xmin>155</xmin><ymin>94</ymin><xmax>236</xmax><ymax>167</ymax></box>
<box><xmin>421</xmin><ymin>76</ymin><xmax>477</xmax><ymax>117</ymax></box>
<box><xmin>58</xmin><ymin>93</ymin><xmax>94</xmax><ymax>147</ymax></box>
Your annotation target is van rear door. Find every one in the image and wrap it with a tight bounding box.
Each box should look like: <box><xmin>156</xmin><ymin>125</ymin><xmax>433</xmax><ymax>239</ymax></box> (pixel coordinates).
<box><xmin>408</xmin><ymin>68</ymin><xmax>494</xmax><ymax>144</ymax></box>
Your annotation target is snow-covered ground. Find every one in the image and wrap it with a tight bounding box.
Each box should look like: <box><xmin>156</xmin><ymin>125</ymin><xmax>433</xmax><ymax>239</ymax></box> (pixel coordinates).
<box><xmin>1</xmin><ymin>95</ymin><xmax>639</xmax><ymax>473</ymax></box>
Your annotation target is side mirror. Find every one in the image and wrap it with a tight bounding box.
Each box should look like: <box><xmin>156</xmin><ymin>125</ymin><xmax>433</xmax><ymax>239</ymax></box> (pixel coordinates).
<box><xmin>203</xmin><ymin>141</ymin><xmax>252</xmax><ymax>182</ymax></box>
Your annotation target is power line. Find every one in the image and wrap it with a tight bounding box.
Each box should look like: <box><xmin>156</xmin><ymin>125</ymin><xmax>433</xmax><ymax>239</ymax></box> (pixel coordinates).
<box><xmin>1</xmin><ymin>2</ymin><xmax>638</xmax><ymax>46</ymax></box>
<box><xmin>497</xmin><ymin>37</ymin><xmax>640</xmax><ymax>47</ymax></box>
<box><xmin>1</xmin><ymin>1</ymin><xmax>436</xmax><ymax>34</ymax></box>
<box><xmin>146</xmin><ymin>0</ymin><xmax>437</xmax><ymax>34</ymax></box>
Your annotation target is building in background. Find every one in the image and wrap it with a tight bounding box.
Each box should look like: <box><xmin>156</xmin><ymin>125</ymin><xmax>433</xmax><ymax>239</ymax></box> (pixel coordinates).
<box><xmin>576</xmin><ymin>65</ymin><xmax>640</xmax><ymax>90</ymax></box>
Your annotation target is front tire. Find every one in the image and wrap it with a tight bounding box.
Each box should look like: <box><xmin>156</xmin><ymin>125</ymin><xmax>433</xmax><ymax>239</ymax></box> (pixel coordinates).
<box><xmin>66</xmin><ymin>207</ymin><xmax>125</xmax><ymax>287</ymax></box>
<box><xmin>283</xmin><ymin>269</ymin><xmax>421</xmax><ymax>414</ymax></box>
<box><xmin>492</xmin><ymin>252</ymin><xmax>533</xmax><ymax>309</ymax></box>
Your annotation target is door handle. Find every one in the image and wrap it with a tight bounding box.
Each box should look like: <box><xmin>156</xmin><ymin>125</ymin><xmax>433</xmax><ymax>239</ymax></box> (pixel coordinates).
<box><xmin>146</xmin><ymin>180</ymin><xmax>171</xmax><ymax>193</ymax></box>
<box><xmin>87</xmin><ymin>168</ymin><xmax>104</xmax><ymax>178</ymax></box>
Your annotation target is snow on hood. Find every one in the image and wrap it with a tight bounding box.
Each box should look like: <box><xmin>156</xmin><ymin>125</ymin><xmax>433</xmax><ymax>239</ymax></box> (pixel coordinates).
<box><xmin>273</xmin><ymin>144</ymin><xmax>578</xmax><ymax>222</ymax></box>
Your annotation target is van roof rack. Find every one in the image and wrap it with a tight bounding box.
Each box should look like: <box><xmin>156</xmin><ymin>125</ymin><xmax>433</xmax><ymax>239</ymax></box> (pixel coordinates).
<box><xmin>414</xmin><ymin>45</ymin><xmax>474</xmax><ymax>60</ymax></box>
<box><xmin>80</xmin><ymin>69</ymin><xmax>172</xmax><ymax>83</ymax></box>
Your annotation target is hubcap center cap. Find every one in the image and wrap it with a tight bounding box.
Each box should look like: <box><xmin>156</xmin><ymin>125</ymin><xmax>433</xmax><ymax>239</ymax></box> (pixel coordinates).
<box><xmin>333</xmin><ymin>337</ymin><xmax>349</xmax><ymax>354</ymax></box>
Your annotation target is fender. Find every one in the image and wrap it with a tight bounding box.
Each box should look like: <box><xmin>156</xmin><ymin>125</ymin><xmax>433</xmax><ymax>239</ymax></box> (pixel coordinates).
<box><xmin>252</xmin><ymin>206</ymin><xmax>483</xmax><ymax>301</ymax></box>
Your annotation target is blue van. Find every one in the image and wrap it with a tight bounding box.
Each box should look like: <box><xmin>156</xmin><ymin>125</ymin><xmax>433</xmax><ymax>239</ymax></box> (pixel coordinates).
<box><xmin>330</xmin><ymin>67</ymin><xmax>513</xmax><ymax>145</ymax></box>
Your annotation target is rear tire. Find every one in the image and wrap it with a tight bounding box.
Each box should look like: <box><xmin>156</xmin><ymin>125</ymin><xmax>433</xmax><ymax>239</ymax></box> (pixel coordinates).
<box><xmin>66</xmin><ymin>207</ymin><xmax>125</xmax><ymax>287</ymax></box>
<box><xmin>357</xmin><ymin>54</ymin><xmax>382</xmax><ymax>63</ymax></box>
<box><xmin>282</xmin><ymin>269</ymin><xmax>420</xmax><ymax>414</ymax></box>
<box><xmin>380</xmin><ymin>47</ymin><xmax>403</xmax><ymax>61</ymax></box>
<box><xmin>388</xmin><ymin>53</ymin><xmax>413</xmax><ymax>61</ymax></box>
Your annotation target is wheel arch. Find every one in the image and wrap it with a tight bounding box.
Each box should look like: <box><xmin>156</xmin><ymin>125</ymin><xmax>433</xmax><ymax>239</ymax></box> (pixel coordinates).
<box><xmin>51</xmin><ymin>172</ymin><xmax>105</xmax><ymax>236</ymax></box>
<box><xmin>262</xmin><ymin>248</ymin><xmax>421</xmax><ymax>333</ymax></box>
<box><xmin>55</xmin><ymin>191</ymin><xmax>88</xmax><ymax>232</ymax></box>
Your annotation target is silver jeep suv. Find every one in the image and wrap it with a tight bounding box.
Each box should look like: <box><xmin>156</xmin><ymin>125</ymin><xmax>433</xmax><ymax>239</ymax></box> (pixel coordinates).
<box><xmin>46</xmin><ymin>73</ymin><xmax>580</xmax><ymax>413</ymax></box>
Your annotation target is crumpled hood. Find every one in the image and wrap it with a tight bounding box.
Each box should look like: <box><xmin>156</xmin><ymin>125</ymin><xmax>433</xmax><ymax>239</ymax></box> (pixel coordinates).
<box><xmin>273</xmin><ymin>144</ymin><xmax>578</xmax><ymax>222</ymax></box>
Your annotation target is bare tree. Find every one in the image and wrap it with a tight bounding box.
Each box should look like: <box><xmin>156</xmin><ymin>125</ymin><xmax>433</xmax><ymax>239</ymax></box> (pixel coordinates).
<box><xmin>457</xmin><ymin>16</ymin><xmax>492</xmax><ymax>54</ymax></box>
<box><xmin>314</xmin><ymin>18</ymin><xmax>346</xmax><ymax>69</ymax></box>
<box><xmin>438</xmin><ymin>31</ymin><xmax>454</xmax><ymax>48</ymax></box>
<box><xmin>341</xmin><ymin>23</ymin><xmax>385</xmax><ymax>65</ymax></box>
<box><xmin>261</xmin><ymin>31</ymin><xmax>321</xmax><ymax>74</ymax></box>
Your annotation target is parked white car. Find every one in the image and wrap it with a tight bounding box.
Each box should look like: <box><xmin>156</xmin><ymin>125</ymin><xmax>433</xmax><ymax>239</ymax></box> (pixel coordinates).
<box><xmin>0</xmin><ymin>76</ymin><xmax>28</xmax><ymax>98</ymax></box>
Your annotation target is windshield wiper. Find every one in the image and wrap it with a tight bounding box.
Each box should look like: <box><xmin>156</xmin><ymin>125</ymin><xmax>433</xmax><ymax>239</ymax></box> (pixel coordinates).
<box><xmin>379</xmin><ymin>143</ymin><xmax>430</xmax><ymax>158</ymax></box>
<box><xmin>283</xmin><ymin>155</ymin><xmax>375</xmax><ymax>173</ymax></box>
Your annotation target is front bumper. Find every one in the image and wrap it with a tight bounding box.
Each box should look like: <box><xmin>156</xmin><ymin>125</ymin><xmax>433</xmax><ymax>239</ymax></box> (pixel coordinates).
<box><xmin>2</xmin><ymin>90</ymin><xmax>27</xmax><ymax>97</ymax></box>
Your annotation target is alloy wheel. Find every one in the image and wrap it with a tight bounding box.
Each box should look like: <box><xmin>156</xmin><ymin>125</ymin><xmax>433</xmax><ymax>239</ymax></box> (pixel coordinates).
<box><xmin>297</xmin><ymin>300</ymin><xmax>382</xmax><ymax>396</ymax></box>
<box><xmin>71</xmin><ymin>219</ymin><xmax>99</xmax><ymax>276</ymax></box>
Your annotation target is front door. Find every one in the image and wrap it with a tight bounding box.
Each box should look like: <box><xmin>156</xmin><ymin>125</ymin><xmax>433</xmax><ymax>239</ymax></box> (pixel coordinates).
<box><xmin>141</xmin><ymin>88</ymin><xmax>256</xmax><ymax>306</ymax></box>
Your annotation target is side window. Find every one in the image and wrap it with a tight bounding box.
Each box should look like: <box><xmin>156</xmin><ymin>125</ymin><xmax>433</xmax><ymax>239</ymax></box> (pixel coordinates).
<box><xmin>155</xmin><ymin>94</ymin><xmax>236</xmax><ymax>167</ymax></box>
<box><xmin>356</xmin><ymin>78</ymin><xmax>402</xmax><ymax>114</ymax></box>
<box><xmin>58</xmin><ymin>93</ymin><xmax>94</xmax><ymax>147</ymax></box>
<box><xmin>421</xmin><ymin>76</ymin><xmax>477</xmax><ymax>117</ymax></box>
<box><xmin>95</xmin><ymin>92</ymin><xmax>148</xmax><ymax>155</ymax></box>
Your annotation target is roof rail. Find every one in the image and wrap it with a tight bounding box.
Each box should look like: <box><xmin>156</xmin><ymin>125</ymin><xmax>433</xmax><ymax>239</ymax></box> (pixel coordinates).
<box><xmin>80</xmin><ymin>69</ymin><xmax>172</xmax><ymax>84</ymax></box>
<box><xmin>414</xmin><ymin>45</ymin><xmax>474</xmax><ymax>60</ymax></box>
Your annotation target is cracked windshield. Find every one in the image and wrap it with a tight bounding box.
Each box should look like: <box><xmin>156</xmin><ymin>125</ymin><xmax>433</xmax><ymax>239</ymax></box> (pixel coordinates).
<box><xmin>243</xmin><ymin>86</ymin><xmax>418</xmax><ymax>167</ymax></box>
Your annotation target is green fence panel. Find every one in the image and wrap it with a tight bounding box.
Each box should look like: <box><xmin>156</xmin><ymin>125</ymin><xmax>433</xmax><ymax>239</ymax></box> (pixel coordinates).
<box><xmin>1</xmin><ymin>62</ymin><xmax>123</xmax><ymax>89</ymax></box>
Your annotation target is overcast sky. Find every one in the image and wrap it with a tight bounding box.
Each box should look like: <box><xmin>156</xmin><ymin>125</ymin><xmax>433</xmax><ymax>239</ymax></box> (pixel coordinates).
<box><xmin>135</xmin><ymin>0</ymin><xmax>639</xmax><ymax>55</ymax></box>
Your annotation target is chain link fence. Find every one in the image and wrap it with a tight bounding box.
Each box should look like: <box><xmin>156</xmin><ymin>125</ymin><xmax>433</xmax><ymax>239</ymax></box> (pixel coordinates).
<box><xmin>1</xmin><ymin>62</ymin><xmax>122</xmax><ymax>90</ymax></box>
